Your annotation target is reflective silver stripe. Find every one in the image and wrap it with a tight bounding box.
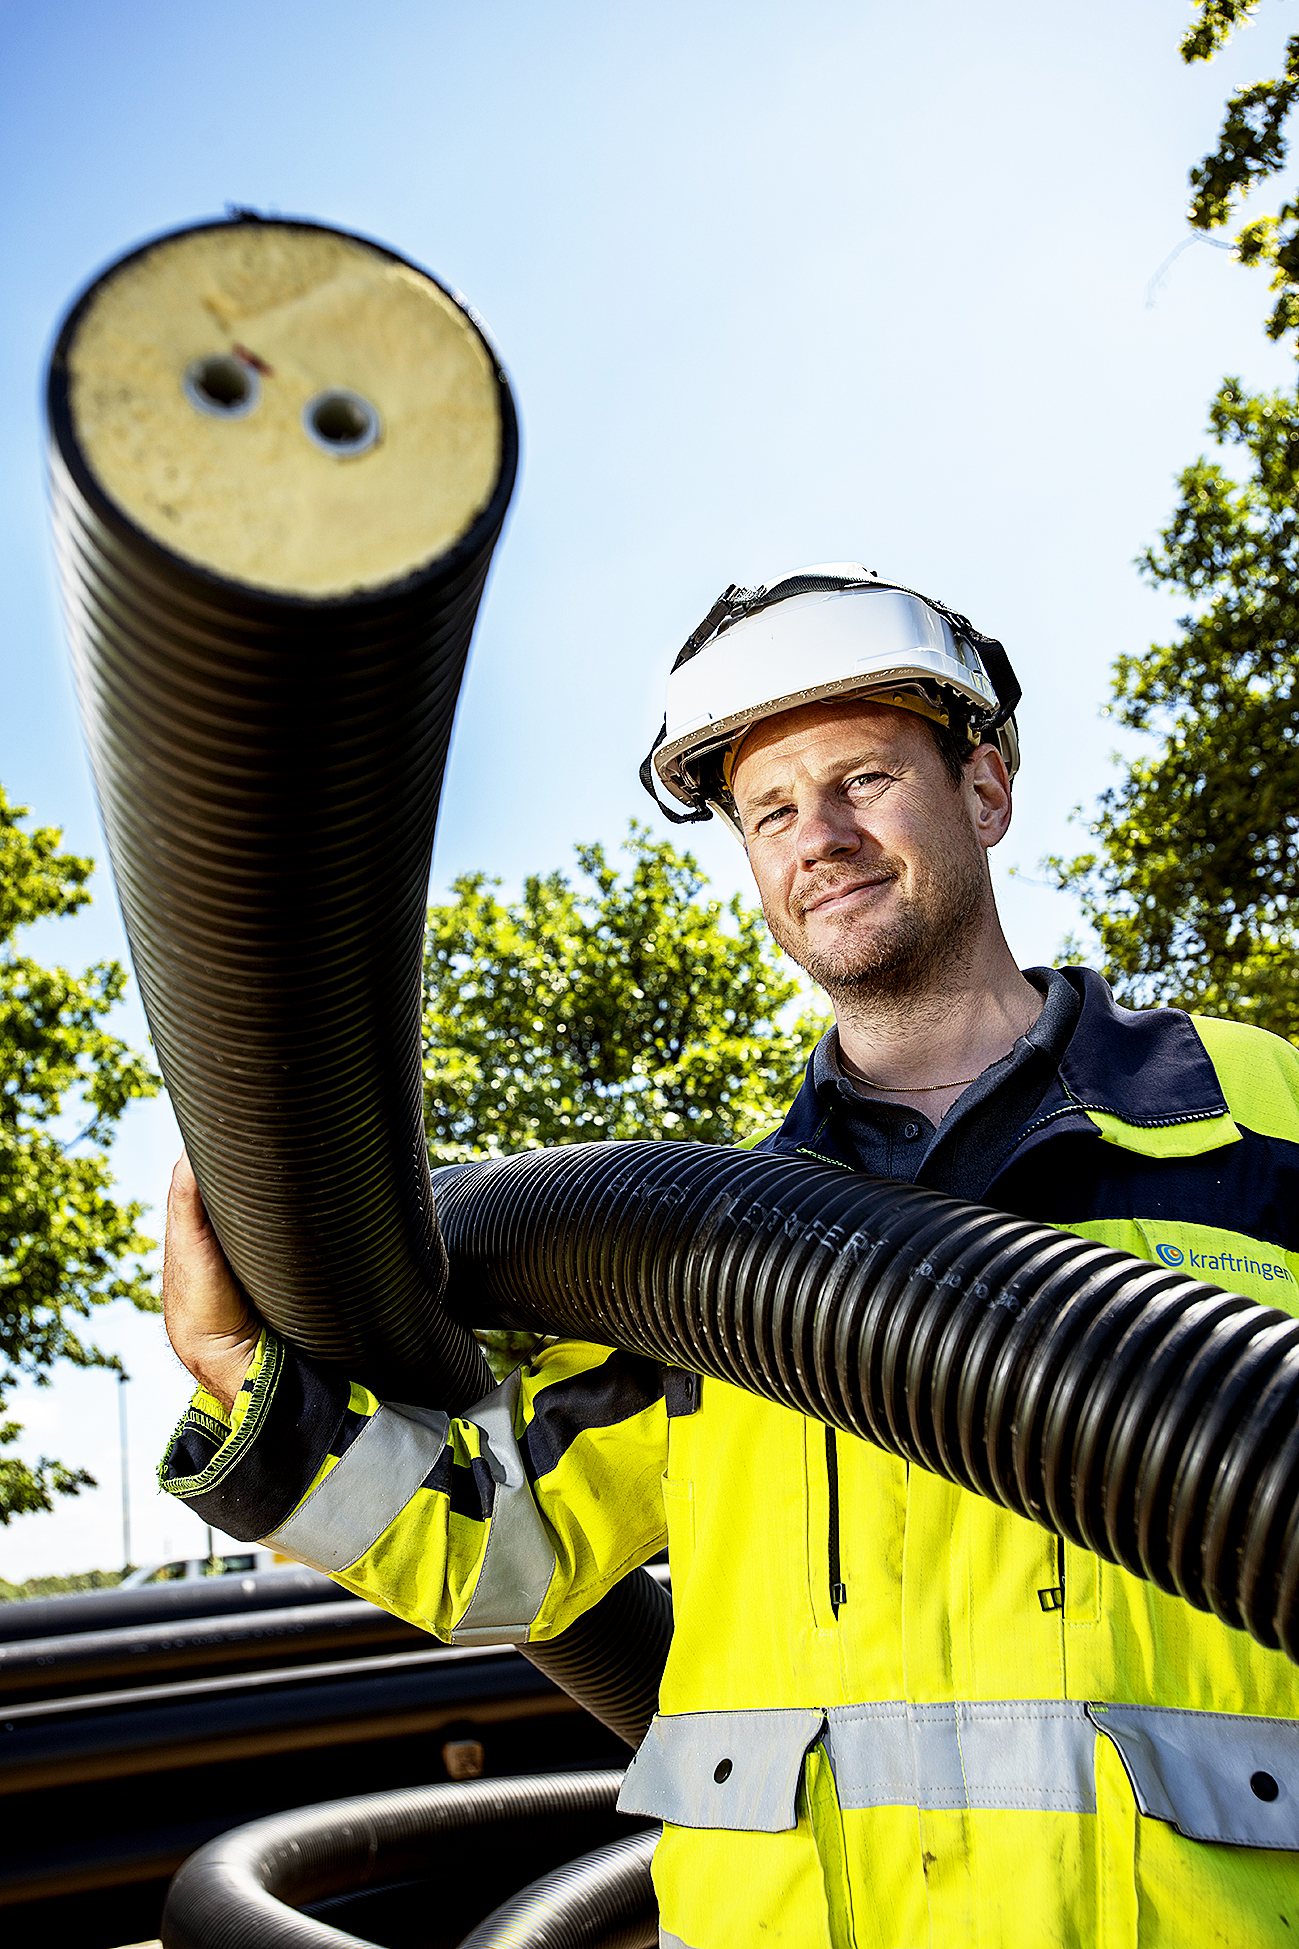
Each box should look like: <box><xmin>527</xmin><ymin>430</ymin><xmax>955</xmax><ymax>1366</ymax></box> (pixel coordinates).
<box><xmin>449</xmin><ymin>1368</ymin><xmax>557</xmax><ymax>1647</ymax></box>
<box><xmin>618</xmin><ymin>1707</ymin><xmax>825</xmax><ymax>1831</ymax></box>
<box><xmin>1090</xmin><ymin>1703</ymin><xmax>1299</xmax><ymax>1850</ymax></box>
<box><xmin>263</xmin><ymin>1399</ymin><xmax>449</xmax><ymax>1573</ymax></box>
<box><xmin>623</xmin><ymin>1699</ymin><xmax>1299</xmax><ymax>1850</ymax></box>
<box><xmin>825</xmin><ymin>1699</ymin><xmax>1096</xmax><ymax>1814</ymax></box>
<box><xmin>659</xmin><ymin>1933</ymin><xmax>699</xmax><ymax>1949</ymax></box>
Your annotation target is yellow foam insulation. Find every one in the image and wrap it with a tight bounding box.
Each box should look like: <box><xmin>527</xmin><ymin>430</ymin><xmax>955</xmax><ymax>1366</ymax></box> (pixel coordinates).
<box><xmin>67</xmin><ymin>225</ymin><xmax>502</xmax><ymax>597</ymax></box>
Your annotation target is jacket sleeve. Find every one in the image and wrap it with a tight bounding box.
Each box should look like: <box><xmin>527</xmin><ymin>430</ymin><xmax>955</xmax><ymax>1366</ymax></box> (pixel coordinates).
<box><xmin>158</xmin><ymin>1330</ymin><xmax>670</xmax><ymax>1645</ymax></box>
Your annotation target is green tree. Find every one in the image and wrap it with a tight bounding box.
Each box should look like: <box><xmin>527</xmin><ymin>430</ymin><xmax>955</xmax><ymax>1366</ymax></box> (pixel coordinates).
<box><xmin>421</xmin><ymin>823</ymin><xmax>824</xmax><ymax>1161</ymax></box>
<box><xmin>1052</xmin><ymin>3</ymin><xmax>1299</xmax><ymax>1037</ymax></box>
<box><xmin>1182</xmin><ymin>1</ymin><xmax>1299</xmax><ymax>344</ymax></box>
<box><xmin>0</xmin><ymin>785</ymin><xmax>159</xmax><ymax>1524</ymax></box>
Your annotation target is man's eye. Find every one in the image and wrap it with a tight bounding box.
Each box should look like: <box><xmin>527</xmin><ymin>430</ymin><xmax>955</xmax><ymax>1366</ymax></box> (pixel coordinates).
<box><xmin>847</xmin><ymin>770</ymin><xmax>888</xmax><ymax>792</ymax></box>
<box><xmin>753</xmin><ymin>805</ymin><xmax>794</xmax><ymax>834</ymax></box>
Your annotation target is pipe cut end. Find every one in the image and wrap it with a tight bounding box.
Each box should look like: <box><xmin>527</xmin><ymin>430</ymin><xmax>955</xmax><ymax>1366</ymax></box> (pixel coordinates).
<box><xmin>62</xmin><ymin>220</ymin><xmax>502</xmax><ymax>597</ymax></box>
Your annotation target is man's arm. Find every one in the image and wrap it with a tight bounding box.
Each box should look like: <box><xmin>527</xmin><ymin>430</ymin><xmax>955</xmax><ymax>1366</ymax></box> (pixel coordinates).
<box><xmin>158</xmin><ymin>1154</ymin><xmax>671</xmax><ymax>1644</ymax></box>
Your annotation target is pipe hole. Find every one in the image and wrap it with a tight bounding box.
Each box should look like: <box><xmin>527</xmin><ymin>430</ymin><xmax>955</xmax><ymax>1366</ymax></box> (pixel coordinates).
<box><xmin>302</xmin><ymin>389</ymin><xmax>380</xmax><ymax>457</ymax></box>
<box><xmin>183</xmin><ymin>354</ymin><xmax>260</xmax><ymax>419</ymax></box>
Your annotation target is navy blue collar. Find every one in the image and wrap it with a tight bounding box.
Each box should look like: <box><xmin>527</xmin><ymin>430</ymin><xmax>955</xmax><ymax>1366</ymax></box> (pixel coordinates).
<box><xmin>1049</xmin><ymin>967</ymin><xmax>1227</xmax><ymax>1127</ymax></box>
<box><xmin>761</xmin><ymin>967</ymin><xmax>1229</xmax><ymax>1173</ymax></box>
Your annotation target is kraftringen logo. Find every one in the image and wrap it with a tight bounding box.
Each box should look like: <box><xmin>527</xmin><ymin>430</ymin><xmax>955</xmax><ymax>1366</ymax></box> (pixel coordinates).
<box><xmin>1154</xmin><ymin>1242</ymin><xmax>1293</xmax><ymax>1284</ymax></box>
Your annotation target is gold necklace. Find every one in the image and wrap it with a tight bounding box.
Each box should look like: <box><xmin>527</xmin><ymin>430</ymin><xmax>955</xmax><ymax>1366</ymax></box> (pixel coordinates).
<box><xmin>839</xmin><ymin>1050</ymin><xmax>984</xmax><ymax>1094</ymax></box>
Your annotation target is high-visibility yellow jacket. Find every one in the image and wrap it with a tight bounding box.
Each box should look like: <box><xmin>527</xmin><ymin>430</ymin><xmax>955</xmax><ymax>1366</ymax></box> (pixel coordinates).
<box><xmin>162</xmin><ymin>972</ymin><xmax>1299</xmax><ymax>1947</ymax></box>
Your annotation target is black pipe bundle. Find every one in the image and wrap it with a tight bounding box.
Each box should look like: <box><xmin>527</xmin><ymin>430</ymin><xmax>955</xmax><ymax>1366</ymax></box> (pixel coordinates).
<box><xmin>0</xmin><ymin>1595</ymin><xmax>421</xmax><ymax>1700</ymax></box>
<box><xmin>434</xmin><ymin>1142</ymin><xmax>1299</xmax><ymax>1660</ymax></box>
<box><xmin>47</xmin><ymin>214</ymin><xmax>670</xmax><ymax>1747</ymax></box>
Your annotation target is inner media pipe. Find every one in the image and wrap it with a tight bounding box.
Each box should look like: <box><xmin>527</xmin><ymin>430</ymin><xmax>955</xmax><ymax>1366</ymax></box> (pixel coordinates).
<box><xmin>46</xmin><ymin>213</ymin><xmax>669</xmax><ymax>1748</ymax></box>
<box><xmin>432</xmin><ymin>1144</ymin><xmax>1299</xmax><ymax>1663</ymax></box>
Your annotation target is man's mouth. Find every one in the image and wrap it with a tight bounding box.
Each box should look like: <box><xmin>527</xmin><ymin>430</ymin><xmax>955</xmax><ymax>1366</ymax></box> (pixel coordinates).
<box><xmin>799</xmin><ymin>872</ymin><xmax>894</xmax><ymax>918</ymax></box>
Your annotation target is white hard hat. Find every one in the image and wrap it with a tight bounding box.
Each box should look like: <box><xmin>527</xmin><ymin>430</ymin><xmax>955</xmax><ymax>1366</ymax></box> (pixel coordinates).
<box><xmin>641</xmin><ymin>564</ymin><xmax>1021</xmax><ymax>837</ymax></box>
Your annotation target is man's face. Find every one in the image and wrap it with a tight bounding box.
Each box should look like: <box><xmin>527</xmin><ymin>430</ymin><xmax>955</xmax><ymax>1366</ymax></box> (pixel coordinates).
<box><xmin>730</xmin><ymin>699</ymin><xmax>1010</xmax><ymax>998</ymax></box>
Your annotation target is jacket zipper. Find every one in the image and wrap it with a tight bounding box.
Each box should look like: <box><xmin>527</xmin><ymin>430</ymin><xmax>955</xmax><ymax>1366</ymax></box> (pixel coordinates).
<box><xmin>826</xmin><ymin>1426</ymin><xmax>846</xmax><ymax>1617</ymax></box>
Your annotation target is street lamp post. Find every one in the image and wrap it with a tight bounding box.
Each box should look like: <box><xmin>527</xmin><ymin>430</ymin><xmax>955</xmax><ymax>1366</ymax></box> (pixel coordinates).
<box><xmin>118</xmin><ymin>1372</ymin><xmax>131</xmax><ymax>1572</ymax></box>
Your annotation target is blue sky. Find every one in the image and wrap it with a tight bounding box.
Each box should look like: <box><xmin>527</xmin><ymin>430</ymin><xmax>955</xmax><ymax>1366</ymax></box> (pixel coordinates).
<box><xmin>2</xmin><ymin>0</ymin><xmax>1295</xmax><ymax>1578</ymax></box>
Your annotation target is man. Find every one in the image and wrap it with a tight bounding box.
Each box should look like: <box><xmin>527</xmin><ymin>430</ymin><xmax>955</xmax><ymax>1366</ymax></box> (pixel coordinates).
<box><xmin>162</xmin><ymin>566</ymin><xmax>1299</xmax><ymax>1946</ymax></box>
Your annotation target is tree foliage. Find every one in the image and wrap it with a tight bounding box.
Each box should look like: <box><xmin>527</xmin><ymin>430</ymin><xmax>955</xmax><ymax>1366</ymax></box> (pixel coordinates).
<box><xmin>0</xmin><ymin>786</ymin><xmax>159</xmax><ymax>1524</ymax></box>
<box><xmin>1182</xmin><ymin>2</ymin><xmax>1262</xmax><ymax>67</ymax></box>
<box><xmin>1053</xmin><ymin>6</ymin><xmax>1299</xmax><ymax>1038</ymax></box>
<box><xmin>421</xmin><ymin>824</ymin><xmax>824</xmax><ymax>1162</ymax></box>
<box><xmin>1182</xmin><ymin>1</ymin><xmax>1299</xmax><ymax>341</ymax></box>
<box><xmin>1052</xmin><ymin>383</ymin><xmax>1299</xmax><ymax>1033</ymax></box>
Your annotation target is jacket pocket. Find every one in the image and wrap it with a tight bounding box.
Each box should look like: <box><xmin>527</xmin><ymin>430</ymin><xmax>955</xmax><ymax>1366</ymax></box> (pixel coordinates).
<box><xmin>618</xmin><ymin>1706</ymin><xmax>825</xmax><ymax>1831</ymax></box>
<box><xmin>1088</xmin><ymin>1703</ymin><xmax>1299</xmax><ymax>1849</ymax></box>
<box><xmin>1091</xmin><ymin>1707</ymin><xmax>1299</xmax><ymax>1945</ymax></box>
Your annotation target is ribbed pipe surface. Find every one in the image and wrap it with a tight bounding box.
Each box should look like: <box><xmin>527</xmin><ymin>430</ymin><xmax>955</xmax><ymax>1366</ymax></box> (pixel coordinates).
<box><xmin>160</xmin><ymin>1769</ymin><xmax>644</xmax><ymax>1949</ymax></box>
<box><xmin>435</xmin><ymin>1142</ymin><xmax>1299</xmax><ymax>1659</ymax></box>
<box><xmin>520</xmin><ymin>1560</ymin><xmax>671</xmax><ymax>1750</ymax></box>
<box><xmin>457</xmin><ymin>1832</ymin><xmax>658</xmax><ymax>1949</ymax></box>
<box><xmin>47</xmin><ymin>217</ymin><xmax>511</xmax><ymax>1407</ymax></box>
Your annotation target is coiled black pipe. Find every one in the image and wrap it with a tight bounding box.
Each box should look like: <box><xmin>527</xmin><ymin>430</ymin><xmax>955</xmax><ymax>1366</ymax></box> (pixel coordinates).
<box><xmin>433</xmin><ymin>1141</ymin><xmax>1299</xmax><ymax>1660</ymax></box>
<box><xmin>47</xmin><ymin>216</ymin><xmax>670</xmax><ymax>1749</ymax></box>
<box><xmin>159</xmin><ymin>1769</ymin><xmax>649</xmax><ymax>1949</ymax></box>
<box><xmin>457</xmin><ymin>1832</ymin><xmax>657</xmax><ymax>1949</ymax></box>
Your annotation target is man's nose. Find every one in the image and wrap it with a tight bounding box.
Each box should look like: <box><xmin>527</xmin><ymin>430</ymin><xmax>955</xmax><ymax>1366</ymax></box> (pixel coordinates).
<box><xmin>794</xmin><ymin>797</ymin><xmax>860</xmax><ymax>864</ymax></box>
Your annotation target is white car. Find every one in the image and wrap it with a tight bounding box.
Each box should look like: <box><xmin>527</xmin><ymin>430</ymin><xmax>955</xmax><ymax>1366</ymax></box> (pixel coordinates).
<box><xmin>118</xmin><ymin>1548</ymin><xmax>279</xmax><ymax>1588</ymax></box>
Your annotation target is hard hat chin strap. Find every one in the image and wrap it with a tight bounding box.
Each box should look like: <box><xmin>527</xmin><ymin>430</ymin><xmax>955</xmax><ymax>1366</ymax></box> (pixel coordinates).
<box><xmin>957</xmin><ymin>622</ymin><xmax>1021</xmax><ymax>732</ymax></box>
<box><xmin>669</xmin><ymin>585</ymin><xmax>755</xmax><ymax>673</ymax></box>
<box><xmin>638</xmin><ymin>722</ymin><xmax>713</xmax><ymax>824</ymax></box>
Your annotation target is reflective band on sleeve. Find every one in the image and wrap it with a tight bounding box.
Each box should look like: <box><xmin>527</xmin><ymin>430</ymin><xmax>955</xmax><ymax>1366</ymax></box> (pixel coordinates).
<box><xmin>825</xmin><ymin>1700</ymin><xmax>1097</xmax><ymax>1814</ymax></box>
<box><xmin>449</xmin><ymin>1368</ymin><xmax>558</xmax><ymax>1647</ymax></box>
<box><xmin>617</xmin><ymin>1707</ymin><xmax>825</xmax><ymax>1831</ymax></box>
<box><xmin>262</xmin><ymin>1399</ymin><xmax>449</xmax><ymax>1573</ymax></box>
<box><xmin>659</xmin><ymin>1933</ymin><xmax>700</xmax><ymax>1949</ymax></box>
<box><xmin>1089</xmin><ymin>1702</ymin><xmax>1299</xmax><ymax>1850</ymax></box>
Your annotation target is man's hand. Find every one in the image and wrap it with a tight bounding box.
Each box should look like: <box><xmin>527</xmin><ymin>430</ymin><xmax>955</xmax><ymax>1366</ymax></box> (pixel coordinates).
<box><xmin>163</xmin><ymin>1153</ymin><xmax>261</xmax><ymax>1412</ymax></box>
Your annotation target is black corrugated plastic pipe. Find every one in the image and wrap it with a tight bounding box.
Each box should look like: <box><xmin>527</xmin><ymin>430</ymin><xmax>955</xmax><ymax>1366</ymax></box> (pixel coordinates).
<box><xmin>456</xmin><ymin>1831</ymin><xmax>657</xmax><ymax>1949</ymax></box>
<box><xmin>46</xmin><ymin>215</ymin><xmax>670</xmax><ymax>1751</ymax></box>
<box><xmin>0</xmin><ymin>1595</ymin><xmax>422</xmax><ymax>1699</ymax></box>
<box><xmin>47</xmin><ymin>215</ymin><xmax>507</xmax><ymax>1406</ymax></box>
<box><xmin>433</xmin><ymin>1142</ymin><xmax>1299</xmax><ymax>1661</ymax></box>
<box><xmin>159</xmin><ymin>1770</ymin><xmax>650</xmax><ymax>1949</ymax></box>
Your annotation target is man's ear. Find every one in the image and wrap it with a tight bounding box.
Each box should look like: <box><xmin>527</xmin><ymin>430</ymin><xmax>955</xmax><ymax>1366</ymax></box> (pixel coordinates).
<box><xmin>966</xmin><ymin>744</ymin><xmax>1013</xmax><ymax>851</ymax></box>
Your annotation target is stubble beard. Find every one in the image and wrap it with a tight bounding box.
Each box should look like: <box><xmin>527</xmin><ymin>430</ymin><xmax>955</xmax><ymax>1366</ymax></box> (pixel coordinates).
<box><xmin>766</xmin><ymin>845</ymin><xmax>990</xmax><ymax>1006</ymax></box>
